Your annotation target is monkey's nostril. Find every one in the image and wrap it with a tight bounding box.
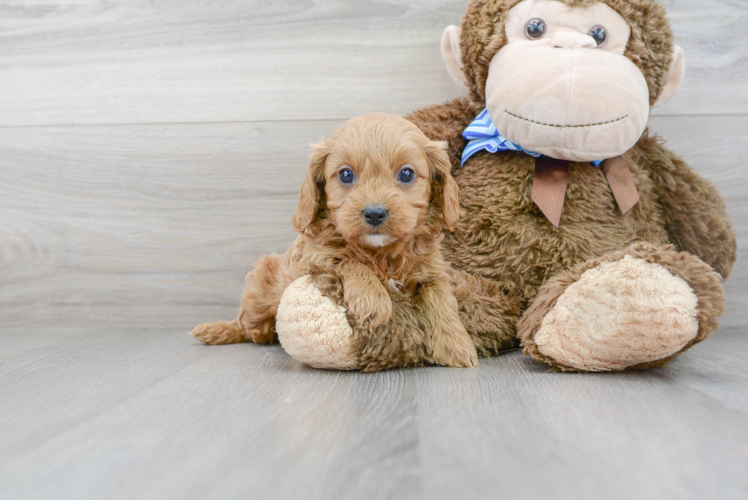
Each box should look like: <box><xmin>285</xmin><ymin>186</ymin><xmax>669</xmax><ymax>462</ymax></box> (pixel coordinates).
<box><xmin>552</xmin><ymin>31</ymin><xmax>598</xmax><ymax>50</ymax></box>
<box><xmin>363</xmin><ymin>205</ymin><xmax>389</xmax><ymax>227</ymax></box>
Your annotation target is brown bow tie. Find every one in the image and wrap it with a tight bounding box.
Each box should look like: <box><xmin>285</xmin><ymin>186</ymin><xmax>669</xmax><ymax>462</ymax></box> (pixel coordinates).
<box><xmin>531</xmin><ymin>155</ymin><xmax>640</xmax><ymax>228</ymax></box>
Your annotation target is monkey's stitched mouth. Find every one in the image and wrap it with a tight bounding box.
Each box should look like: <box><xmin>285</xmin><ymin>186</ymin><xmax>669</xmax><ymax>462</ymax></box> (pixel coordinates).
<box><xmin>505</xmin><ymin>110</ymin><xmax>628</xmax><ymax>128</ymax></box>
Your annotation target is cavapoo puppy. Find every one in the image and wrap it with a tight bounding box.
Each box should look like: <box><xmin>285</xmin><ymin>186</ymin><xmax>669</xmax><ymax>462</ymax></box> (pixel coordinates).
<box><xmin>190</xmin><ymin>114</ymin><xmax>478</xmax><ymax>370</ymax></box>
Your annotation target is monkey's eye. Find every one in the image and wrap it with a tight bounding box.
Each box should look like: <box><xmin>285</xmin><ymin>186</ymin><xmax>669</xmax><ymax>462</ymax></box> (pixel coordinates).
<box><xmin>588</xmin><ymin>25</ymin><xmax>607</xmax><ymax>47</ymax></box>
<box><xmin>525</xmin><ymin>18</ymin><xmax>547</xmax><ymax>40</ymax></box>
<box><xmin>397</xmin><ymin>166</ymin><xmax>416</xmax><ymax>184</ymax></box>
<box><xmin>339</xmin><ymin>167</ymin><xmax>355</xmax><ymax>184</ymax></box>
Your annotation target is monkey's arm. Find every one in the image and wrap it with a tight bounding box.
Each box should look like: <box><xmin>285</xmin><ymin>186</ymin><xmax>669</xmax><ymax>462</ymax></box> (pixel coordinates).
<box><xmin>405</xmin><ymin>97</ymin><xmax>483</xmax><ymax>171</ymax></box>
<box><xmin>638</xmin><ymin>132</ymin><xmax>737</xmax><ymax>279</ymax></box>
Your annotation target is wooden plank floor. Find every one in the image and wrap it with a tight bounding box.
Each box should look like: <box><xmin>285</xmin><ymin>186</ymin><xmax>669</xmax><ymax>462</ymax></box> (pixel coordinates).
<box><xmin>1</xmin><ymin>0</ymin><xmax>747</xmax><ymax>498</ymax></box>
<box><xmin>1</xmin><ymin>327</ymin><xmax>747</xmax><ymax>500</ymax></box>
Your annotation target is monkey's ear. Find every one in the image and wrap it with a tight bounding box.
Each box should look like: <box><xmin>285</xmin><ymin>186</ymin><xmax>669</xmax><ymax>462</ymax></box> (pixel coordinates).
<box><xmin>292</xmin><ymin>140</ymin><xmax>329</xmax><ymax>232</ymax></box>
<box><xmin>653</xmin><ymin>45</ymin><xmax>686</xmax><ymax>108</ymax></box>
<box><xmin>441</xmin><ymin>25</ymin><xmax>469</xmax><ymax>89</ymax></box>
<box><xmin>426</xmin><ymin>140</ymin><xmax>460</xmax><ymax>231</ymax></box>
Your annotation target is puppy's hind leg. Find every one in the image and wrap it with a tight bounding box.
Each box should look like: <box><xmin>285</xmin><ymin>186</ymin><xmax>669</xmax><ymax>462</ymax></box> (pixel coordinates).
<box><xmin>191</xmin><ymin>253</ymin><xmax>288</xmax><ymax>345</ymax></box>
<box><xmin>190</xmin><ymin>319</ymin><xmax>247</xmax><ymax>345</ymax></box>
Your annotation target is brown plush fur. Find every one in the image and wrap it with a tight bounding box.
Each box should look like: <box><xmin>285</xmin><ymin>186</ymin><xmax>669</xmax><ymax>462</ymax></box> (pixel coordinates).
<box><xmin>636</xmin><ymin>134</ymin><xmax>737</xmax><ymax>278</ymax></box>
<box><xmin>390</xmin><ymin>0</ymin><xmax>735</xmax><ymax>373</ymax></box>
<box><xmin>406</xmin><ymin>94</ymin><xmax>735</xmax><ymax>370</ymax></box>
<box><xmin>446</xmin><ymin>267</ymin><xmax>522</xmax><ymax>357</ymax></box>
<box><xmin>517</xmin><ymin>242</ymin><xmax>726</xmax><ymax>372</ymax></box>
<box><xmin>191</xmin><ymin>114</ymin><xmax>478</xmax><ymax>370</ymax></box>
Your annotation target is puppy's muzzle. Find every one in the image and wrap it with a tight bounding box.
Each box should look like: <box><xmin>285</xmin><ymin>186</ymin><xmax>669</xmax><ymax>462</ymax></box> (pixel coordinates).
<box><xmin>363</xmin><ymin>205</ymin><xmax>388</xmax><ymax>228</ymax></box>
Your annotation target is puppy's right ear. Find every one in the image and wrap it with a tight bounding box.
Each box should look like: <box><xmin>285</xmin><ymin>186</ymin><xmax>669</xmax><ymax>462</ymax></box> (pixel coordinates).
<box><xmin>292</xmin><ymin>139</ymin><xmax>330</xmax><ymax>232</ymax></box>
<box><xmin>426</xmin><ymin>140</ymin><xmax>460</xmax><ymax>231</ymax></box>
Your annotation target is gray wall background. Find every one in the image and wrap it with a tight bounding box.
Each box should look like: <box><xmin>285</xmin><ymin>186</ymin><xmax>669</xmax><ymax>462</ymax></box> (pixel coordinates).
<box><xmin>0</xmin><ymin>0</ymin><xmax>745</xmax><ymax>330</ymax></box>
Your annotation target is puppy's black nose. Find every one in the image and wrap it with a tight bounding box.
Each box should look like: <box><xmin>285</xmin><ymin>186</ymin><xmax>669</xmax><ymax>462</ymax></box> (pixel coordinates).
<box><xmin>363</xmin><ymin>205</ymin><xmax>388</xmax><ymax>227</ymax></box>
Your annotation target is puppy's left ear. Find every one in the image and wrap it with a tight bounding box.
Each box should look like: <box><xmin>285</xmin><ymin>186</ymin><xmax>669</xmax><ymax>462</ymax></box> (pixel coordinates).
<box><xmin>292</xmin><ymin>139</ymin><xmax>329</xmax><ymax>232</ymax></box>
<box><xmin>426</xmin><ymin>140</ymin><xmax>460</xmax><ymax>231</ymax></box>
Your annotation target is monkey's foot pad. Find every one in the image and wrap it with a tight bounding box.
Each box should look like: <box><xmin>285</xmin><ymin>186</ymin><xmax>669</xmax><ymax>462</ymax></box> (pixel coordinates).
<box><xmin>277</xmin><ymin>276</ymin><xmax>361</xmax><ymax>370</ymax></box>
<box><xmin>533</xmin><ymin>256</ymin><xmax>699</xmax><ymax>371</ymax></box>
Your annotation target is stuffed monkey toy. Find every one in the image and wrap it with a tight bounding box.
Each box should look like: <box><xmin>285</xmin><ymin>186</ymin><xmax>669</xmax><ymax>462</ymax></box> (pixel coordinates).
<box><xmin>277</xmin><ymin>0</ymin><xmax>736</xmax><ymax>372</ymax></box>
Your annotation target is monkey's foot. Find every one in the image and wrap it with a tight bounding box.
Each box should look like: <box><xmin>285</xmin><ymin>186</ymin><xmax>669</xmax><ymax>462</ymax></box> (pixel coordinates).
<box><xmin>518</xmin><ymin>243</ymin><xmax>725</xmax><ymax>372</ymax></box>
<box><xmin>276</xmin><ymin>276</ymin><xmax>361</xmax><ymax>370</ymax></box>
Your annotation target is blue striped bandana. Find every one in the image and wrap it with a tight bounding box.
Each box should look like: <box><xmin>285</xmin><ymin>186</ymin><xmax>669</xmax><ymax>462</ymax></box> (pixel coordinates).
<box><xmin>461</xmin><ymin>108</ymin><xmax>603</xmax><ymax>167</ymax></box>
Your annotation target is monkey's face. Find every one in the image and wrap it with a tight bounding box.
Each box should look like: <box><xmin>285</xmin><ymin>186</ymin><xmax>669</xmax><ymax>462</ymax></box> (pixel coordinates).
<box><xmin>441</xmin><ymin>0</ymin><xmax>685</xmax><ymax>163</ymax></box>
<box><xmin>486</xmin><ymin>0</ymin><xmax>649</xmax><ymax>161</ymax></box>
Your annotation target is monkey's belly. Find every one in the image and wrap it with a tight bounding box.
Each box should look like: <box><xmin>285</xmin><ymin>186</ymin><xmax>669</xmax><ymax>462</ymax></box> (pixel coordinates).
<box><xmin>443</xmin><ymin>155</ymin><xmax>669</xmax><ymax>299</ymax></box>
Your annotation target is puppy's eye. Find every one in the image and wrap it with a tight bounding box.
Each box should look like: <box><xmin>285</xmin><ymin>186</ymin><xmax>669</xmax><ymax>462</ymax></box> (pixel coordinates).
<box><xmin>525</xmin><ymin>18</ymin><xmax>547</xmax><ymax>40</ymax></box>
<box><xmin>397</xmin><ymin>166</ymin><xmax>416</xmax><ymax>184</ymax></box>
<box><xmin>588</xmin><ymin>25</ymin><xmax>607</xmax><ymax>47</ymax></box>
<box><xmin>339</xmin><ymin>167</ymin><xmax>355</xmax><ymax>184</ymax></box>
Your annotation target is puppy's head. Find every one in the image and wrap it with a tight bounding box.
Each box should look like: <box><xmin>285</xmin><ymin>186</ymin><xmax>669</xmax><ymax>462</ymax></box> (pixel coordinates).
<box><xmin>292</xmin><ymin>114</ymin><xmax>459</xmax><ymax>249</ymax></box>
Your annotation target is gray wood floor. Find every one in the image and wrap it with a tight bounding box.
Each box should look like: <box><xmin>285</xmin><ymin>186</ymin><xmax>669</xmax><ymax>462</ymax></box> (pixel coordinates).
<box><xmin>1</xmin><ymin>327</ymin><xmax>747</xmax><ymax>500</ymax></box>
<box><xmin>1</xmin><ymin>0</ymin><xmax>747</xmax><ymax>499</ymax></box>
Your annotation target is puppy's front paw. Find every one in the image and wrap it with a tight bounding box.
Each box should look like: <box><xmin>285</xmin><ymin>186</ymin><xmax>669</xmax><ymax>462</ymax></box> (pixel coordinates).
<box><xmin>431</xmin><ymin>326</ymin><xmax>479</xmax><ymax>368</ymax></box>
<box><xmin>345</xmin><ymin>283</ymin><xmax>393</xmax><ymax>327</ymax></box>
